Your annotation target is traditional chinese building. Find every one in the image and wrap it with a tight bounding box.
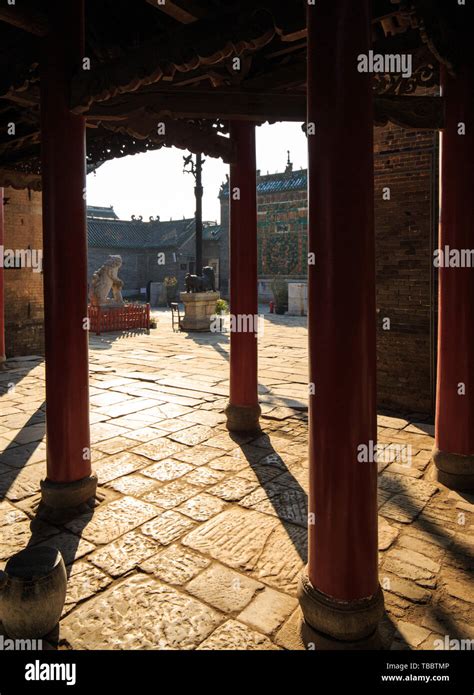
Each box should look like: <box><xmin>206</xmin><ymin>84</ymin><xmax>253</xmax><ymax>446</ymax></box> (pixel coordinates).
<box><xmin>219</xmin><ymin>157</ymin><xmax>308</xmax><ymax>296</ymax></box>
<box><xmin>87</xmin><ymin>205</ymin><xmax>225</xmax><ymax>300</ymax></box>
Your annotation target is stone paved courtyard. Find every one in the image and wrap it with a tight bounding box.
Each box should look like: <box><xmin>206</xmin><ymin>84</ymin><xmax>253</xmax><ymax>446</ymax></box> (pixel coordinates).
<box><xmin>0</xmin><ymin>310</ymin><xmax>472</xmax><ymax>650</ymax></box>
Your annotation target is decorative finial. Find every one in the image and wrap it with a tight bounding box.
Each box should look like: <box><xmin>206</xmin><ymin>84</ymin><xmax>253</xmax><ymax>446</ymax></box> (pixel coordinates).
<box><xmin>285</xmin><ymin>151</ymin><xmax>293</xmax><ymax>173</ymax></box>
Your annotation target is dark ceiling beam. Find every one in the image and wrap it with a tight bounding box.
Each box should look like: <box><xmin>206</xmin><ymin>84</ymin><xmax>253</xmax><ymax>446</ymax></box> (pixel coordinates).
<box><xmin>372</xmin><ymin>29</ymin><xmax>423</xmax><ymax>54</ymax></box>
<box><xmin>86</xmin><ymin>87</ymin><xmax>445</xmax><ymax>129</ymax></box>
<box><xmin>0</xmin><ymin>93</ymin><xmax>444</xmax><ymax>179</ymax></box>
<box><xmin>145</xmin><ymin>0</ymin><xmax>207</xmax><ymax>24</ymax></box>
<box><xmin>0</xmin><ymin>4</ymin><xmax>49</xmax><ymax>37</ymax></box>
<box><xmin>0</xmin><ymin>131</ymin><xmax>40</xmax><ymax>158</ymax></box>
<box><xmin>1</xmin><ymin>86</ymin><xmax>40</xmax><ymax>107</ymax></box>
<box><xmin>375</xmin><ymin>95</ymin><xmax>445</xmax><ymax>129</ymax></box>
<box><xmin>87</xmin><ymin>89</ymin><xmax>306</xmax><ymax>122</ymax></box>
<box><xmin>243</xmin><ymin>61</ymin><xmax>306</xmax><ymax>91</ymax></box>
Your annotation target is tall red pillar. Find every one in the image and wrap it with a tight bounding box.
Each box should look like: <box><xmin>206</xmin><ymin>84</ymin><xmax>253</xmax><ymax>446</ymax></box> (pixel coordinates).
<box><xmin>298</xmin><ymin>1</ymin><xmax>383</xmax><ymax>642</ymax></box>
<box><xmin>39</xmin><ymin>0</ymin><xmax>96</xmax><ymax>511</ymax></box>
<box><xmin>433</xmin><ymin>66</ymin><xmax>474</xmax><ymax>491</ymax></box>
<box><xmin>0</xmin><ymin>188</ymin><xmax>5</xmax><ymax>363</ymax></box>
<box><xmin>225</xmin><ymin>122</ymin><xmax>261</xmax><ymax>432</ymax></box>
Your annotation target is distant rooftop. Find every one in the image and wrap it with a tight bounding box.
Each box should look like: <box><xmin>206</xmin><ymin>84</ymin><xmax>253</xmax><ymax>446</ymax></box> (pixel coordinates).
<box><xmin>257</xmin><ymin>169</ymin><xmax>308</xmax><ymax>194</ymax></box>
<box><xmin>219</xmin><ymin>161</ymin><xmax>308</xmax><ymax>198</ymax></box>
<box><xmin>87</xmin><ymin>214</ymin><xmax>221</xmax><ymax>249</ymax></box>
<box><xmin>87</xmin><ymin>205</ymin><xmax>119</xmax><ymax>220</ymax></box>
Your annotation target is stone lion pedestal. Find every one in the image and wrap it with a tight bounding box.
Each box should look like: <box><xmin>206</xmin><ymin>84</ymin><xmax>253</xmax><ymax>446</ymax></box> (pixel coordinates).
<box><xmin>179</xmin><ymin>291</ymin><xmax>220</xmax><ymax>332</ymax></box>
<box><xmin>88</xmin><ymin>254</ymin><xmax>150</xmax><ymax>334</ymax></box>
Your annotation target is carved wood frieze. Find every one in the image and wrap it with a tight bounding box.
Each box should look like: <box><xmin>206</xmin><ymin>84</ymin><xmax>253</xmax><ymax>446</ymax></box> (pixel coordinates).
<box><xmin>372</xmin><ymin>47</ymin><xmax>439</xmax><ymax>95</ymax></box>
<box><xmin>98</xmin><ymin>118</ymin><xmax>235</xmax><ymax>163</ymax></box>
<box><xmin>70</xmin><ymin>2</ymin><xmax>305</xmax><ymax>114</ymax></box>
<box><xmin>0</xmin><ymin>167</ymin><xmax>41</xmax><ymax>190</ymax></box>
<box><xmin>1</xmin><ymin>0</ymin><xmax>465</xmax><ymax>185</ymax></box>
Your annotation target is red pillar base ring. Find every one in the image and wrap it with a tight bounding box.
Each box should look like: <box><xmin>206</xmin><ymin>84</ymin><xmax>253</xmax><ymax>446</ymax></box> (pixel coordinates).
<box><xmin>433</xmin><ymin>448</ymin><xmax>474</xmax><ymax>491</ymax></box>
<box><xmin>39</xmin><ymin>474</ymin><xmax>98</xmax><ymax>522</ymax></box>
<box><xmin>298</xmin><ymin>572</ymin><xmax>385</xmax><ymax>643</ymax></box>
<box><xmin>225</xmin><ymin>403</ymin><xmax>261</xmax><ymax>433</ymax></box>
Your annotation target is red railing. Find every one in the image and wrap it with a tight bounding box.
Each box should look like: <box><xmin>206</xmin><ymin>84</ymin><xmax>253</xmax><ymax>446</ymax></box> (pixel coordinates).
<box><xmin>88</xmin><ymin>303</ymin><xmax>150</xmax><ymax>335</ymax></box>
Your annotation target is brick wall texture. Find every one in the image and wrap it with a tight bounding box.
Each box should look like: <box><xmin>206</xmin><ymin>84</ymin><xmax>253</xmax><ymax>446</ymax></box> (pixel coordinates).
<box><xmin>3</xmin><ymin>187</ymin><xmax>44</xmax><ymax>357</ymax></box>
<box><xmin>374</xmin><ymin>124</ymin><xmax>438</xmax><ymax>416</ymax></box>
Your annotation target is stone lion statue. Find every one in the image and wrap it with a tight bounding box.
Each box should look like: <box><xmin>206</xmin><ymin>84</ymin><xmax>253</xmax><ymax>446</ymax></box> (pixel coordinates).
<box><xmin>89</xmin><ymin>255</ymin><xmax>124</xmax><ymax>306</ymax></box>
<box><xmin>185</xmin><ymin>266</ymin><xmax>216</xmax><ymax>293</ymax></box>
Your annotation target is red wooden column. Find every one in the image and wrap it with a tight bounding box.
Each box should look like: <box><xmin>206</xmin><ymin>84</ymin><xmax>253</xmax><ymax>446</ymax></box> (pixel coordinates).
<box><xmin>39</xmin><ymin>0</ymin><xmax>96</xmax><ymax>512</ymax></box>
<box><xmin>0</xmin><ymin>189</ymin><xmax>5</xmax><ymax>363</ymax></box>
<box><xmin>225</xmin><ymin>122</ymin><xmax>261</xmax><ymax>432</ymax></box>
<box><xmin>298</xmin><ymin>0</ymin><xmax>383</xmax><ymax>642</ymax></box>
<box><xmin>433</xmin><ymin>66</ymin><xmax>474</xmax><ymax>491</ymax></box>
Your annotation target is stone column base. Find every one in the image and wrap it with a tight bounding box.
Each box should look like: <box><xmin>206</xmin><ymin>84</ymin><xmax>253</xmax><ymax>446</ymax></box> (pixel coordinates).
<box><xmin>225</xmin><ymin>402</ymin><xmax>261</xmax><ymax>433</ymax></box>
<box><xmin>433</xmin><ymin>447</ymin><xmax>474</xmax><ymax>491</ymax></box>
<box><xmin>298</xmin><ymin>571</ymin><xmax>385</xmax><ymax>642</ymax></box>
<box><xmin>38</xmin><ymin>474</ymin><xmax>98</xmax><ymax>522</ymax></box>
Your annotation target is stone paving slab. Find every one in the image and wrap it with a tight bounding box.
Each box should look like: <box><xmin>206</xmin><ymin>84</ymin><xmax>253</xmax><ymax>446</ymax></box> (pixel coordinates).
<box><xmin>196</xmin><ymin>620</ymin><xmax>280</xmax><ymax>650</ymax></box>
<box><xmin>186</xmin><ymin>563</ymin><xmax>264</xmax><ymax>613</ymax></box>
<box><xmin>174</xmin><ymin>445</ymin><xmax>225</xmax><ymax>467</ymax></box>
<box><xmin>0</xmin><ymin>499</ymin><xmax>28</xmax><ymax>526</ymax></box>
<box><xmin>0</xmin><ymin>520</ymin><xmax>37</xmax><ymax>560</ymax></box>
<box><xmin>0</xmin><ymin>311</ymin><xmax>472</xmax><ymax>650</ymax></box>
<box><xmin>88</xmin><ymin>530</ymin><xmax>160</xmax><ymax>577</ymax></box>
<box><xmin>66</xmin><ymin>496</ymin><xmax>160</xmax><ymax>545</ymax></box>
<box><xmin>60</xmin><ymin>574</ymin><xmax>223</xmax><ymax>650</ymax></box>
<box><xmin>131</xmin><ymin>440</ymin><xmax>188</xmax><ymax>462</ymax></box>
<box><xmin>0</xmin><ymin>442</ymin><xmax>48</xmax><ymax>468</ymax></box>
<box><xmin>141</xmin><ymin>510</ymin><xmax>196</xmax><ymax>545</ymax></box>
<box><xmin>93</xmin><ymin>452</ymin><xmax>152</xmax><ymax>483</ymax></box>
<box><xmin>0</xmin><ymin>462</ymin><xmax>45</xmax><ymax>501</ymax></box>
<box><xmin>39</xmin><ymin>533</ymin><xmax>97</xmax><ymax>565</ymax></box>
<box><xmin>141</xmin><ymin>459</ymin><xmax>193</xmax><ymax>482</ymax></box>
<box><xmin>140</xmin><ymin>545</ymin><xmax>211</xmax><ymax>585</ymax></box>
<box><xmin>176</xmin><ymin>492</ymin><xmax>227</xmax><ymax>521</ymax></box>
<box><xmin>62</xmin><ymin>561</ymin><xmax>113</xmax><ymax>616</ymax></box>
<box><xmin>141</xmin><ymin>480</ymin><xmax>201</xmax><ymax>509</ymax></box>
<box><xmin>106</xmin><ymin>473</ymin><xmax>160</xmax><ymax>497</ymax></box>
<box><xmin>237</xmin><ymin>587</ymin><xmax>298</xmax><ymax>635</ymax></box>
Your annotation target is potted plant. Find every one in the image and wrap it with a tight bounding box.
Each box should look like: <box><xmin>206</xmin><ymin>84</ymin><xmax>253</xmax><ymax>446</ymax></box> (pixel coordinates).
<box><xmin>213</xmin><ymin>298</ymin><xmax>229</xmax><ymax>333</ymax></box>
<box><xmin>271</xmin><ymin>277</ymin><xmax>288</xmax><ymax>314</ymax></box>
<box><xmin>164</xmin><ymin>276</ymin><xmax>178</xmax><ymax>306</ymax></box>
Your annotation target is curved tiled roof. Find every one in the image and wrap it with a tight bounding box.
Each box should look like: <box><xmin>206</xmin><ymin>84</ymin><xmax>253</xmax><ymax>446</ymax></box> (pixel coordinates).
<box><xmin>220</xmin><ymin>169</ymin><xmax>307</xmax><ymax>197</ymax></box>
<box><xmin>87</xmin><ymin>205</ymin><xmax>118</xmax><ymax>220</ymax></box>
<box><xmin>87</xmin><ymin>217</ymin><xmax>221</xmax><ymax>249</ymax></box>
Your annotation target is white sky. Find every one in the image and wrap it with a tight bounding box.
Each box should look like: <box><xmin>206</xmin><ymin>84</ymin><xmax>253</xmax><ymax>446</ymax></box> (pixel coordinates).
<box><xmin>86</xmin><ymin>122</ymin><xmax>308</xmax><ymax>224</ymax></box>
